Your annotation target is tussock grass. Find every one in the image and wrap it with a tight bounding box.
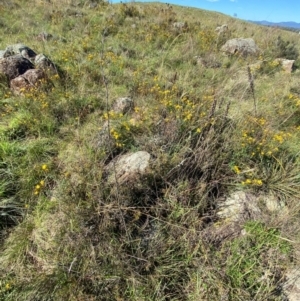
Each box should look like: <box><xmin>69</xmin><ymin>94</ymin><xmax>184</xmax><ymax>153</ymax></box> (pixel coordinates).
<box><xmin>1</xmin><ymin>0</ymin><xmax>300</xmax><ymax>300</ymax></box>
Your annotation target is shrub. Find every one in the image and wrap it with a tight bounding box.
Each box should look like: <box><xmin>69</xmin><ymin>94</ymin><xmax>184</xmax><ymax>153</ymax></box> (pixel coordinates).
<box><xmin>273</xmin><ymin>36</ymin><xmax>299</xmax><ymax>60</ymax></box>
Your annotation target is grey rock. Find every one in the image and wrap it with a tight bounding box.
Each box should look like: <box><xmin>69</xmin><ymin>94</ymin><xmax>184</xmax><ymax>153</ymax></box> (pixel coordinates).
<box><xmin>283</xmin><ymin>269</ymin><xmax>300</xmax><ymax>301</ymax></box>
<box><xmin>106</xmin><ymin>151</ymin><xmax>151</xmax><ymax>184</ymax></box>
<box><xmin>0</xmin><ymin>55</ymin><xmax>34</xmax><ymax>81</ymax></box>
<box><xmin>275</xmin><ymin>58</ymin><xmax>295</xmax><ymax>73</ymax></box>
<box><xmin>217</xmin><ymin>191</ymin><xmax>288</xmax><ymax>223</ymax></box>
<box><xmin>264</xmin><ymin>194</ymin><xmax>287</xmax><ymax>213</ymax></box>
<box><xmin>88</xmin><ymin>2</ymin><xmax>98</xmax><ymax>9</ymax></box>
<box><xmin>215</xmin><ymin>24</ymin><xmax>229</xmax><ymax>35</ymax></box>
<box><xmin>36</xmin><ymin>32</ymin><xmax>53</xmax><ymax>41</ymax></box>
<box><xmin>217</xmin><ymin>191</ymin><xmax>261</xmax><ymax>222</ymax></box>
<box><xmin>10</xmin><ymin>69</ymin><xmax>45</xmax><ymax>95</ymax></box>
<box><xmin>221</xmin><ymin>38</ymin><xmax>259</xmax><ymax>56</ymax></box>
<box><xmin>112</xmin><ymin>97</ymin><xmax>134</xmax><ymax>114</ymax></box>
<box><xmin>173</xmin><ymin>21</ymin><xmax>187</xmax><ymax>30</ymax></box>
<box><xmin>22</xmin><ymin>69</ymin><xmax>45</xmax><ymax>85</ymax></box>
<box><xmin>35</xmin><ymin>53</ymin><xmax>56</xmax><ymax>73</ymax></box>
<box><xmin>4</xmin><ymin>43</ymin><xmax>36</xmax><ymax>60</ymax></box>
<box><xmin>10</xmin><ymin>76</ymin><xmax>28</xmax><ymax>95</ymax></box>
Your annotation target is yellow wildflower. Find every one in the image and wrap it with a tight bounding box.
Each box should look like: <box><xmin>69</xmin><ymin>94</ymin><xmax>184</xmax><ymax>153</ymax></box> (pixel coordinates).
<box><xmin>233</xmin><ymin>166</ymin><xmax>241</xmax><ymax>174</ymax></box>
<box><xmin>42</xmin><ymin>164</ymin><xmax>48</xmax><ymax>171</ymax></box>
<box><xmin>252</xmin><ymin>179</ymin><xmax>263</xmax><ymax>186</ymax></box>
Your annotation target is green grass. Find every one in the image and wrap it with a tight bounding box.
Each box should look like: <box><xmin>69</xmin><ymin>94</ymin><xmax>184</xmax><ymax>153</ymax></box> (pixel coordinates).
<box><xmin>0</xmin><ymin>0</ymin><xmax>300</xmax><ymax>300</ymax></box>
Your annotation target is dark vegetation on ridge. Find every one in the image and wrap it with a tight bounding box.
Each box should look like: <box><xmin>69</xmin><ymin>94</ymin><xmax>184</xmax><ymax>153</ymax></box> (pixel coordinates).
<box><xmin>1</xmin><ymin>0</ymin><xmax>300</xmax><ymax>300</ymax></box>
<box><xmin>250</xmin><ymin>20</ymin><xmax>300</xmax><ymax>32</ymax></box>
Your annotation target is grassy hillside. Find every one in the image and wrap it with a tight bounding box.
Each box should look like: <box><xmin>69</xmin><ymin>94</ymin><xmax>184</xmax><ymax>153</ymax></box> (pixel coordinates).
<box><xmin>1</xmin><ymin>0</ymin><xmax>300</xmax><ymax>300</ymax></box>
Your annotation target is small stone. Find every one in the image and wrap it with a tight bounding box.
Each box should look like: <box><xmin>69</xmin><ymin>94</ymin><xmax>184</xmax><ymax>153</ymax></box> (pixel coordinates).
<box><xmin>106</xmin><ymin>151</ymin><xmax>151</xmax><ymax>184</ymax></box>
<box><xmin>112</xmin><ymin>97</ymin><xmax>134</xmax><ymax>114</ymax></box>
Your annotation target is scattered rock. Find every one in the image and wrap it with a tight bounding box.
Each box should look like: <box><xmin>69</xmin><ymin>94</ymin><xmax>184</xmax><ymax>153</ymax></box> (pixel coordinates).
<box><xmin>10</xmin><ymin>69</ymin><xmax>46</xmax><ymax>95</ymax></box>
<box><xmin>173</xmin><ymin>21</ymin><xmax>187</xmax><ymax>30</ymax></box>
<box><xmin>4</xmin><ymin>43</ymin><xmax>36</xmax><ymax>60</ymax></box>
<box><xmin>221</xmin><ymin>38</ymin><xmax>259</xmax><ymax>56</ymax></box>
<box><xmin>106</xmin><ymin>151</ymin><xmax>151</xmax><ymax>184</ymax></box>
<box><xmin>217</xmin><ymin>191</ymin><xmax>261</xmax><ymax>222</ymax></box>
<box><xmin>112</xmin><ymin>97</ymin><xmax>134</xmax><ymax>114</ymax></box>
<box><xmin>215</xmin><ymin>24</ymin><xmax>228</xmax><ymax>35</ymax></box>
<box><xmin>264</xmin><ymin>194</ymin><xmax>287</xmax><ymax>213</ymax></box>
<box><xmin>0</xmin><ymin>55</ymin><xmax>34</xmax><ymax>81</ymax></box>
<box><xmin>35</xmin><ymin>54</ymin><xmax>57</xmax><ymax>73</ymax></box>
<box><xmin>36</xmin><ymin>32</ymin><xmax>53</xmax><ymax>42</ymax></box>
<box><xmin>10</xmin><ymin>76</ymin><xmax>29</xmax><ymax>95</ymax></box>
<box><xmin>195</xmin><ymin>55</ymin><xmax>222</xmax><ymax>68</ymax></box>
<box><xmin>22</xmin><ymin>69</ymin><xmax>45</xmax><ymax>85</ymax></box>
<box><xmin>0</xmin><ymin>43</ymin><xmax>57</xmax><ymax>92</ymax></box>
<box><xmin>217</xmin><ymin>191</ymin><xmax>289</xmax><ymax>223</ymax></box>
<box><xmin>275</xmin><ymin>58</ymin><xmax>295</xmax><ymax>73</ymax></box>
<box><xmin>283</xmin><ymin>269</ymin><xmax>300</xmax><ymax>301</ymax></box>
<box><xmin>88</xmin><ymin>2</ymin><xmax>98</xmax><ymax>9</ymax></box>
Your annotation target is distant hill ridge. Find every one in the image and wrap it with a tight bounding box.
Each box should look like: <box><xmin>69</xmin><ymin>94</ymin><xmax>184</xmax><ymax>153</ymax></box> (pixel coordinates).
<box><xmin>250</xmin><ymin>20</ymin><xmax>300</xmax><ymax>30</ymax></box>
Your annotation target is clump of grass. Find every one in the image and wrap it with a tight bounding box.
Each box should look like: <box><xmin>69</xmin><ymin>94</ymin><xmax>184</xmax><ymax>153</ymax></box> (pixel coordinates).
<box><xmin>273</xmin><ymin>35</ymin><xmax>299</xmax><ymax>60</ymax></box>
<box><xmin>213</xmin><ymin>221</ymin><xmax>291</xmax><ymax>300</ymax></box>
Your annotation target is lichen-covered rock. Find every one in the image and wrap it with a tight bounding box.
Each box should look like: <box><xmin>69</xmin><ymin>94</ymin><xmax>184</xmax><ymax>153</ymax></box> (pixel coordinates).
<box><xmin>264</xmin><ymin>194</ymin><xmax>287</xmax><ymax>212</ymax></box>
<box><xmin>22</xmin><ymin>69</ymin><xmax>45</xmax><ymax>84</ymax></box>
<box><xmin>217</xmin><ymin>191</ymin><xmax>288</xmax><ymax>223</ymax></box>
<box><xmin>35</xmin><ymin>54</ymin><xmax>57</xmax><ymax>73</ymax></box>
<box><xmin>0</xmin><ymin>55</ymin><xmax>34</xmax><ymax>81</ymax></box>
<box><xmin>217</xmin><ymin>191</ymin><xmax>261</xmax><ymax>222</ymax></box>
<box><xmin>10</xmin><ymin>69</ymin><xmax>46</xmax><ymax>95</ymax></box>
<box><xmin>0</xmin><ymin>43</ymin><xmax>58</xmax><ymax>94</ymax></box>
<box><xmin>112</xmin><ymin>97</ymin><xmax>134</xmax><ymax>114</ymax></box>
<box><xmin>106</xmin><ymin>151</ymin><xmax>151</xmax><ymax>184</ymax></box>
<box><xmin>4</xmin><ymin>43</ymin><xmax>36</xmax><ymax>60</ymax></box>
<box><xmin>283</xmin><ymin>269</ymin><xmax>300</xmax><ymax>301</ymax></box>
<box><xmin>221</xmin><ymin>38</ymin><xmax>259</xmax><ymax>56</ymax></box>
<box><xmin>215</xmin><ymin>24</ymin><xmax>228</xmax><ymax>35</ymax></box>
<box><xmin>173</xmin><ymin>21</ymin><xmax>187</xmax><ymax>30</ymax></box>
<box><xmin>36</xmin><ymin>32</ymin><xmax>53</xmax><ymax>41</ymax></box>
<box><xmin>9</xmin><ymin>76</ymin><xmax>28</xmax><ymax>95</ymax></box>
<box><xmin>275</xmin><ymin>58</ymin><xmax>295</xmax><ymax>73</ymax></box>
